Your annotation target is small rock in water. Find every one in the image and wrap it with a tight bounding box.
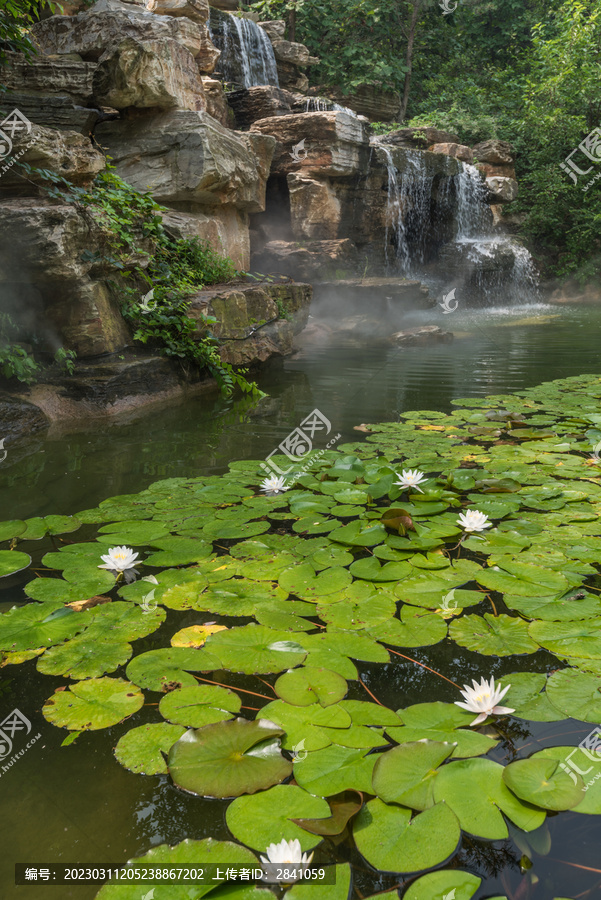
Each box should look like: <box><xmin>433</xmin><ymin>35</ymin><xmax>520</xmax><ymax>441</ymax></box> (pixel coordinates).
<box><xmin>391</xmin><ymin>325</ymin><xmax>453</xmax><ymax>345</ymax></box>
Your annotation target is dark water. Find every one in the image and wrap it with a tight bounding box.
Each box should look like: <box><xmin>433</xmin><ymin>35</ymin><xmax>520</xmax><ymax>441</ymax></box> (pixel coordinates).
<box><xmin>2</xmin><ymin>301</ymin><xmax>601</xmax><ymax>899</ymax></box>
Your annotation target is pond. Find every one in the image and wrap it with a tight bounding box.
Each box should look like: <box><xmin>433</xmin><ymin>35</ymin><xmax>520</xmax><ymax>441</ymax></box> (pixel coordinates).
<box><xmin>2</xmin><ymin>300</ymin><xmax>601</xmax><ymax>900</ymax></box>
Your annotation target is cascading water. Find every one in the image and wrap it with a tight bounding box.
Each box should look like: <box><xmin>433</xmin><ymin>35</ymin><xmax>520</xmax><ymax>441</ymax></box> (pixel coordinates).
<box><xmin>304</xmin><ymin>97</ymin><xmax>355</xmax><ymax>115</ymax></box>
<box><xmin>209</xmin><ymin>13</ymin><xmax>279</xmax><ymax>88</ymax></box>
<box><xmin>378</xmin><ymin>146</ymin><xmax>539</xmax><ymax>303</ymax></box>
<box><xmin>380</xmin><ymin>146</ymin><xmax>434</xmax><ymax>273</ymax></box>
<box><xmin>451</xmin><ymin>163</ymin><xmax>539</xmax><ymax>303</ymax></box>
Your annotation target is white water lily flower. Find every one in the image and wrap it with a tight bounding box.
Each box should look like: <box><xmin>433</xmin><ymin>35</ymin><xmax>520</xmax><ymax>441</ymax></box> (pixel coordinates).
<box><xmin>260</xmin><ymin>838</ymin><xmax>314</xmax><ymax>866</ymax></box>
<box><xmin>260</xmin><ymin>475</ymin><xmax>289</xmax><ymax>494</ymax></box>
<box><xmin>98</xmin><ymin>546</ymin><xmax>139</xmax><ymax>572</ymax></box>
<box><xmin>457</xmin><ymin>509</ymin><xmax>491</xmax><ymax>533</ymax></box>
<box><xmin>454</xmin><ymin>676</ymin><xmax>515</xmax><ymax>726</ymax></box>
<box><xmin>394</xmin><ymin>469</ymin><xmax>428</xmax><ymax>493</ymax></box>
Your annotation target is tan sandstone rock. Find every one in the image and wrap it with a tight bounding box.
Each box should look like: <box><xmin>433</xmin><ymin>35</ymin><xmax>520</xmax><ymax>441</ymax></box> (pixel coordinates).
<box><xmin>250</xmin><ymin>111</ymin><xmax>370</xmax><ymax>178</ymax></box>
<box><xmin>485</xmin><ymin>176</ymin><xmax>518</xmax><ymax>203</ymax></box>
<box><xmin>146</xmin><ymin>0</ymin><xmax>209</xmax><ymax>22</ymax></box>
<box><xmin>472</xmin><ymin>139</ymin><xmax>515</xmax><ymax>165</ymax></box>
<box><xmin>287</xmin><ymin>174</ymin><xmax>341</xmax><ymax>240</ymax></box>
<box><xmin>92</xmin><ymin>37</ymin><xmax>206</xmax><ymax>110</ymax></box>
<box><xmin>0</xmin><ymin>124</ymin><xmax>105</xmax><ymax>195</ymax></box>
<box><xmin>95</xmin><ymin>110</ymin><xmax>275</xmax><ymax>211</ymax></box>
<box><xmin>428</xmin><ymin>142</ymin><xmax>473</xmax><ymax>163</ymax></box>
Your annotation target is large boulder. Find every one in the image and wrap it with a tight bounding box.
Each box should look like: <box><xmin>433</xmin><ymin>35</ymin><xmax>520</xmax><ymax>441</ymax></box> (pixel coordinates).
<box><xmin>146</xmin><ymin>0</ymin><xmax>209</xmax><ymax>23</ymax></box>
<box><xmin>227</xmin><ymin>86</ymin><xmax>294</xmax><ymax>129</ymax></box>
<box><xmin>202</xmin><ymin>77</ymin><xmax>234</xmax><ymax>128</ymax></box>
<box><xmin>472</xmin><ymin>139</ymin><xmax>515</xmax><ymax>164</ymax></box>
<box><xmin>95</xmin><ymin>110</ymin><xmax>275</xmax><ymax>210</ymax></box>
<box><xmin>163</xmin><ymin>207</ymin><xmax>249</xmax><ymax>269</ymax></box>
<box><xmin>287</xmin><ymin>174</ymin><xmax>341</xmax><ymax>240</ymax></box>
<box><xmin>378</xmin><ymin>126</ymin><xmax>460</xmax><ymax>149</ymax></box>
<box><xmin>428</xmin><ymin>142</ymin><xmax>473</xmax><ymax>163</ymax></box>
<box><xmin>250</xmin><ymin>111</ymin><xmax>370</xmax><ymax>177</ymax></box>
<box><xmin>189</xmin><ymin>282</ymin><xmax>312</xmax><ymax>366</ymax></box>
<box><xmin>257</xmin><ymin>20</ymin><xmax>285</xmax><ymax>40</ymax></box>
<box><xmin>0</xmin><ymin>50</ymin><xmax>99</xmax><ymax>134</ymax></box>
<box><xmin>31</xmin><ymin>9</ymin><xmax>215</xmax><ymax>68</ymax></box>
<box><xmin>270</xmin><ymin>39</ymin><xmax>315</xmax><ymax>67</ymax></box>
<box><xmin>92</xmin><ymin>37</ymin><xmax>206</xmax><ymax>110</ymax></box>
<box><xmin>0</xmin><ymin>124</ymin><xmax>105</xmax><ymax>195</ymax></box>
<box><xmin>485</xmin><ymin>176</ymin><xmax>518</xmax><ymax>203</ymax></box>
<box><xmin>0</xmin><ymin>394</ymin><xmax>49</xmax><ymax>441</ymax></box>
<box><xmin>0</xmin><ymin>199</ymin><xmax>130</xmax><ymax>357</ymax></box>
<box><xmin>327</xmin><ymin>84</ymin><xmax>400</xmax><ymax>122</ymax></box>
<box><xmin>251</xmin><ymin>239</ymin><xmax>359</xmax><ymax>281</ymax></box>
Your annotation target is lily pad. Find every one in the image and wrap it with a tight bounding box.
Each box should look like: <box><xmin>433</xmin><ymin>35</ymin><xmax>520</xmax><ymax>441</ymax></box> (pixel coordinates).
<box><xmin>293</xmin><ymin>745</ymin><xmax>377</xmax><ymax>796</ymax></box>
<box><xmin>37</xmin><ymin>637</ymin><xmax>132</xmax><ymax>680</ymax></box>
<box><xmin>404</xmin><ymin>870</ymin><xmax>481</xmax><ymax>900</ymax></box>
<box><xmin>284</xmin><ymin>863</ymin><xmax>351</xmax><ymax>900</ymax></box>
<box><xmin>368</xmin><ymin>605</ymin><xmax>447</xmax><ymax>648</ymax></box>
<box><xmin>205</xmin><ymin>625</ymin><xmax>307</xmax><ymax>674</ymax></box>
<box><xmin>226</xmin><ymin>783</ymin><xmax>329</xmax><ymax>851</ymax></box>
<box><xmin>0</xmin><ymin>602</ymin><xmax>88</xmax><ymax>651</ymax></box>
<box><xmin>502</xmin><ymin>673</ymin><xmax>565</xmax><ymax>722</ymax></box>
<box><xmin>0</xmin><ymin>520</ymin><xmax>26</xmax><ymax>542</ymax></box>
<box><xmin>258</xmin><ymin>699</ymin><xmax>351</xmax><ymax>752</ymax></box>
<box><xmin>278</xmin><ymin>564</ymin><xmax>352</xmax><ymax>601</ymax></box>
<box><xmin>0</xmin><ymin>550</ymin><xmax>31</xmax><ymax>577</ymax></box>
<box><xmin>502</xmin><ymin>757</ymin><xmax>584</xmax><ymax>810</ymax></box>
<box><xmin>372</xmin><ymin>740</ymin><xmax>455</xmax><ymax>808</ymax></box>
<box><xmin>168</xmin><ymin>717</ymin><xmax>292</xmax><ymax>798</ymax></box>
<box><xmin>159</xmin><ymin>685</ymin><xmax>241</xmax><ymax>727</ymax></box>
<box><xmin>114</xmin><ymin>722</ymin><xmax>186</xmax><ymax>774</ymax></box>
<box><xmin>546</xmin><ymin>669</ymin><xmax>601</xmax><ymax>722</ymax></box>
<box><xmin>432</xmin><ymin>757</ymin><xmax>546</xmax><ymax>839</ymax></box>
<box><xmin>274</xmin><ymin>667</ymin><xmax>348</xmax><ymax>708</ymax></box>
<box><xmin>126</xmin><ymin>648</ymin><xmax>221</xmax><ymax>692</ymax></box>
<box><xmin>386</xmin><ymin>703</ymin><xmax>498</xmax><ymax>759</ymax></box>
<box><xmin>43</xmin><ymin>677</ymin><xmax>144</xmax><ymax>731</ymax></box>
<box><xmin>450</xmin><ymin>613</ymin><xmax>538</xmax><ymax>656</ymax></box>
<box><xmin>353</xmin><ymin>798</ymin><xmax>460</xmax><ymax>873</ymax></box>
<box><xmin>529</xmin><ymin>619</ymin><xmax>601</xmax><ymax>660</ymax></box>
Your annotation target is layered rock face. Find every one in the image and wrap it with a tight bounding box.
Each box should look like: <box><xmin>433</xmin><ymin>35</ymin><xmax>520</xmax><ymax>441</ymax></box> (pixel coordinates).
<box><xmin>0</xmin><ymin>0</ymin><xmax>310</xmax><ymax>369</ymax></box>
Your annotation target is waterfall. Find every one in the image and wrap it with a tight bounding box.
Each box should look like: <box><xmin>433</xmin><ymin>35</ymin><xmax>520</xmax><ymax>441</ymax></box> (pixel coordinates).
<box><xmin>304</xmin><ymin>97</ymin><xmax>355</xmax><ymax>115</ymax></box>
<box><xmin>210</xmin><ymin>13</ymin><xmax>279</xmax><ymax>88</ymax></box>
<box><xmin>451</xmin><ymin>164</ymin><xmax>539</xmax><ymax>303</ymax></box>
<box><xmin>380</xmin><ymin>146</ymin><xmax>434</xmax><ymax>273</ymax></box>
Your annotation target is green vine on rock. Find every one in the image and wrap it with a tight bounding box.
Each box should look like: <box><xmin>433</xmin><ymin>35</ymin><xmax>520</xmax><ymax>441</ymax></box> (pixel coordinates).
<box><xmin>17</xmin><ymin>161</ymin><xmax>265</xmax><ymax>400</ymax></box>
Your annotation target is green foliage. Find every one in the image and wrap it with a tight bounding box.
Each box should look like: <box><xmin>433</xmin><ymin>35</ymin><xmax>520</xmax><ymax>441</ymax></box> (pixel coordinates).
<box><xmin>54</xmin><ymin>347</ymin><xmax>77</xmax><ymax>375</ymax></box>
<box><xmin>18</xmin><ymin>162</ymin><xmax>263</xmax><ymax>399</ymax></box>
<box><xmin>0</xmin><ymin>313</ymin><xmax>38</xmax><ymax>384</ymax></box>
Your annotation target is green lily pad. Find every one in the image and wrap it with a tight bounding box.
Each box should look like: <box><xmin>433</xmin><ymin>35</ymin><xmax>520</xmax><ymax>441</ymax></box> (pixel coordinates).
<box><xmin>476</xmin><ymin>561</ymin><xmax>569</xmax><ymax>596</ymax></box>
<box><xmin>126</xmin><ymin>648</ymin><xmax>221</xmax><ymax>692</ymax></box>
<box><xmin>298</xmin><ymin>631</ymin><xmax>389</xmax><ymax>663</ymax></box>
<box><xmin>372</xmin><ymin>740</ymin><xmax>455</xmax><ymax>808</ymax></box>
<box><xmin>114</xmin><ymin>722</ymin><xmax>186</xmax><ymax>774</ymax></box>
<box><xmin>534</xmin><ymin>746</ymin><xmax>601</xmax><ymax>815</ymax></box>
<box><xmin>278</xmin><ymin>564</ymin><xmax>352</xmax><ymax>601</ymax></box>
<box><xmin>159</xmin><ymin>685</ymin><xmax>241</xmax><ymax>727</ymax></box>
<box><xmin>37</xmin><ymin>637</ymin><xmax>132</xmax><ymax>680</ymax></box>
<box><xmin>24</xmin><ymin>576</ymin><xmax>113</xmax><ymax>604</ymax></box>
<box><xmin>340</xmin><ymin>700</ymin><xmax>401</xmax><ymax>728</ymax></box>
<box><xmin>502</xmin><ymin>757</ymin><xmax>584</xmax><ymax>810</ymax></box>
<box><xmin>293</xmin><ymin>745</ymin><xmax>377</xmax><ymax>796</ymax></box>
<box><xmin>0</xmin><ymin>550</ymin><xmax>31</xmax><ymax>577</ymax></box>
<box><xmin>97</xmin><ymin>520</ymin><xmax>169</xmax><ymax>544</ymax></box>
<box><xmin>386</xmin><ymin>703</ymin><xmax>498</xmax><ymax>759</ymax></box>
<box><xmin>42</xmin><ymin>677</ymin><xmax>144</xmax><ymax>731</ymax></box>
<box><xmin>274</xmin><ymin>667</ymin><xmax>348</xmax><ymax>708</ymax></box>
<box><xmin>404</xmin><ymin>870</ymin><xmax>482</xmax><ymax>900</ymax></box>
<box><xmin>226</xmin><ymin>783</ymin><xmax>330</xmax><ymax>851</ymax></box>
<box><xmin>450</xmin><ymin>613</ymin><xmax>538</xmax><ymax>656</ymax></box>
<box><xmin>529</xmin><ymin>619</ymin><xmax>601</xmax><ymax>660</ymax></box>
<box><xmin>168</xmin><ymin>717</ymin><xmax>292</xmax><ymax>798</ymax></box>
<box><xmin>0</xmin><ymin>520</ymin><xmax>26</xmax><ymax>542</ymax></box>
<box><xmin>432</xmin><ymin>757</ymin><xmax>546</xmax><ymax>839</ymax></box>
<box><xmin>502</xmin><ymin>673</ymin><xmax>565</xmax><ymax>722</ymax></box>
<box><xmin>85</xmin><ymin>601</ymin><xmax>165</xmax><ymax>641</ymax></box>
<box><xmin>258</xmin><ymin>699</ymin><xmax>351</xmax><ymax>752</ymax></box>
<box><xmin>205</xmin><ymin>625</ymin><xmax>307</xmax><ymax>674</ymax></box>
<box><xmin>546</xmin><ymin>669</ymin><xmax>601</xmax><ymax>721</ymax></box>
<box><xmin>353</xmin><ymin>798</ymin><xmax>460</xmax><ymax>873</ymax></box>
<box><xmin>0</xmin><ymin>602</ymin><xmax>88</xmax><ymax>651</ymax></box>
<box><xmin>349</xmin><ymin>557</ymin><xmax>411</xmax><ymax>582</ymax></box>
<box><xmin>368</xmin><ymin>605</ymin><xmax>447</xmax><ymax>648</ymax></box>
<box><xmin>319</xmin><ymin>591</ymin><xmax>396</xmax><ymax>631</ymax></box>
